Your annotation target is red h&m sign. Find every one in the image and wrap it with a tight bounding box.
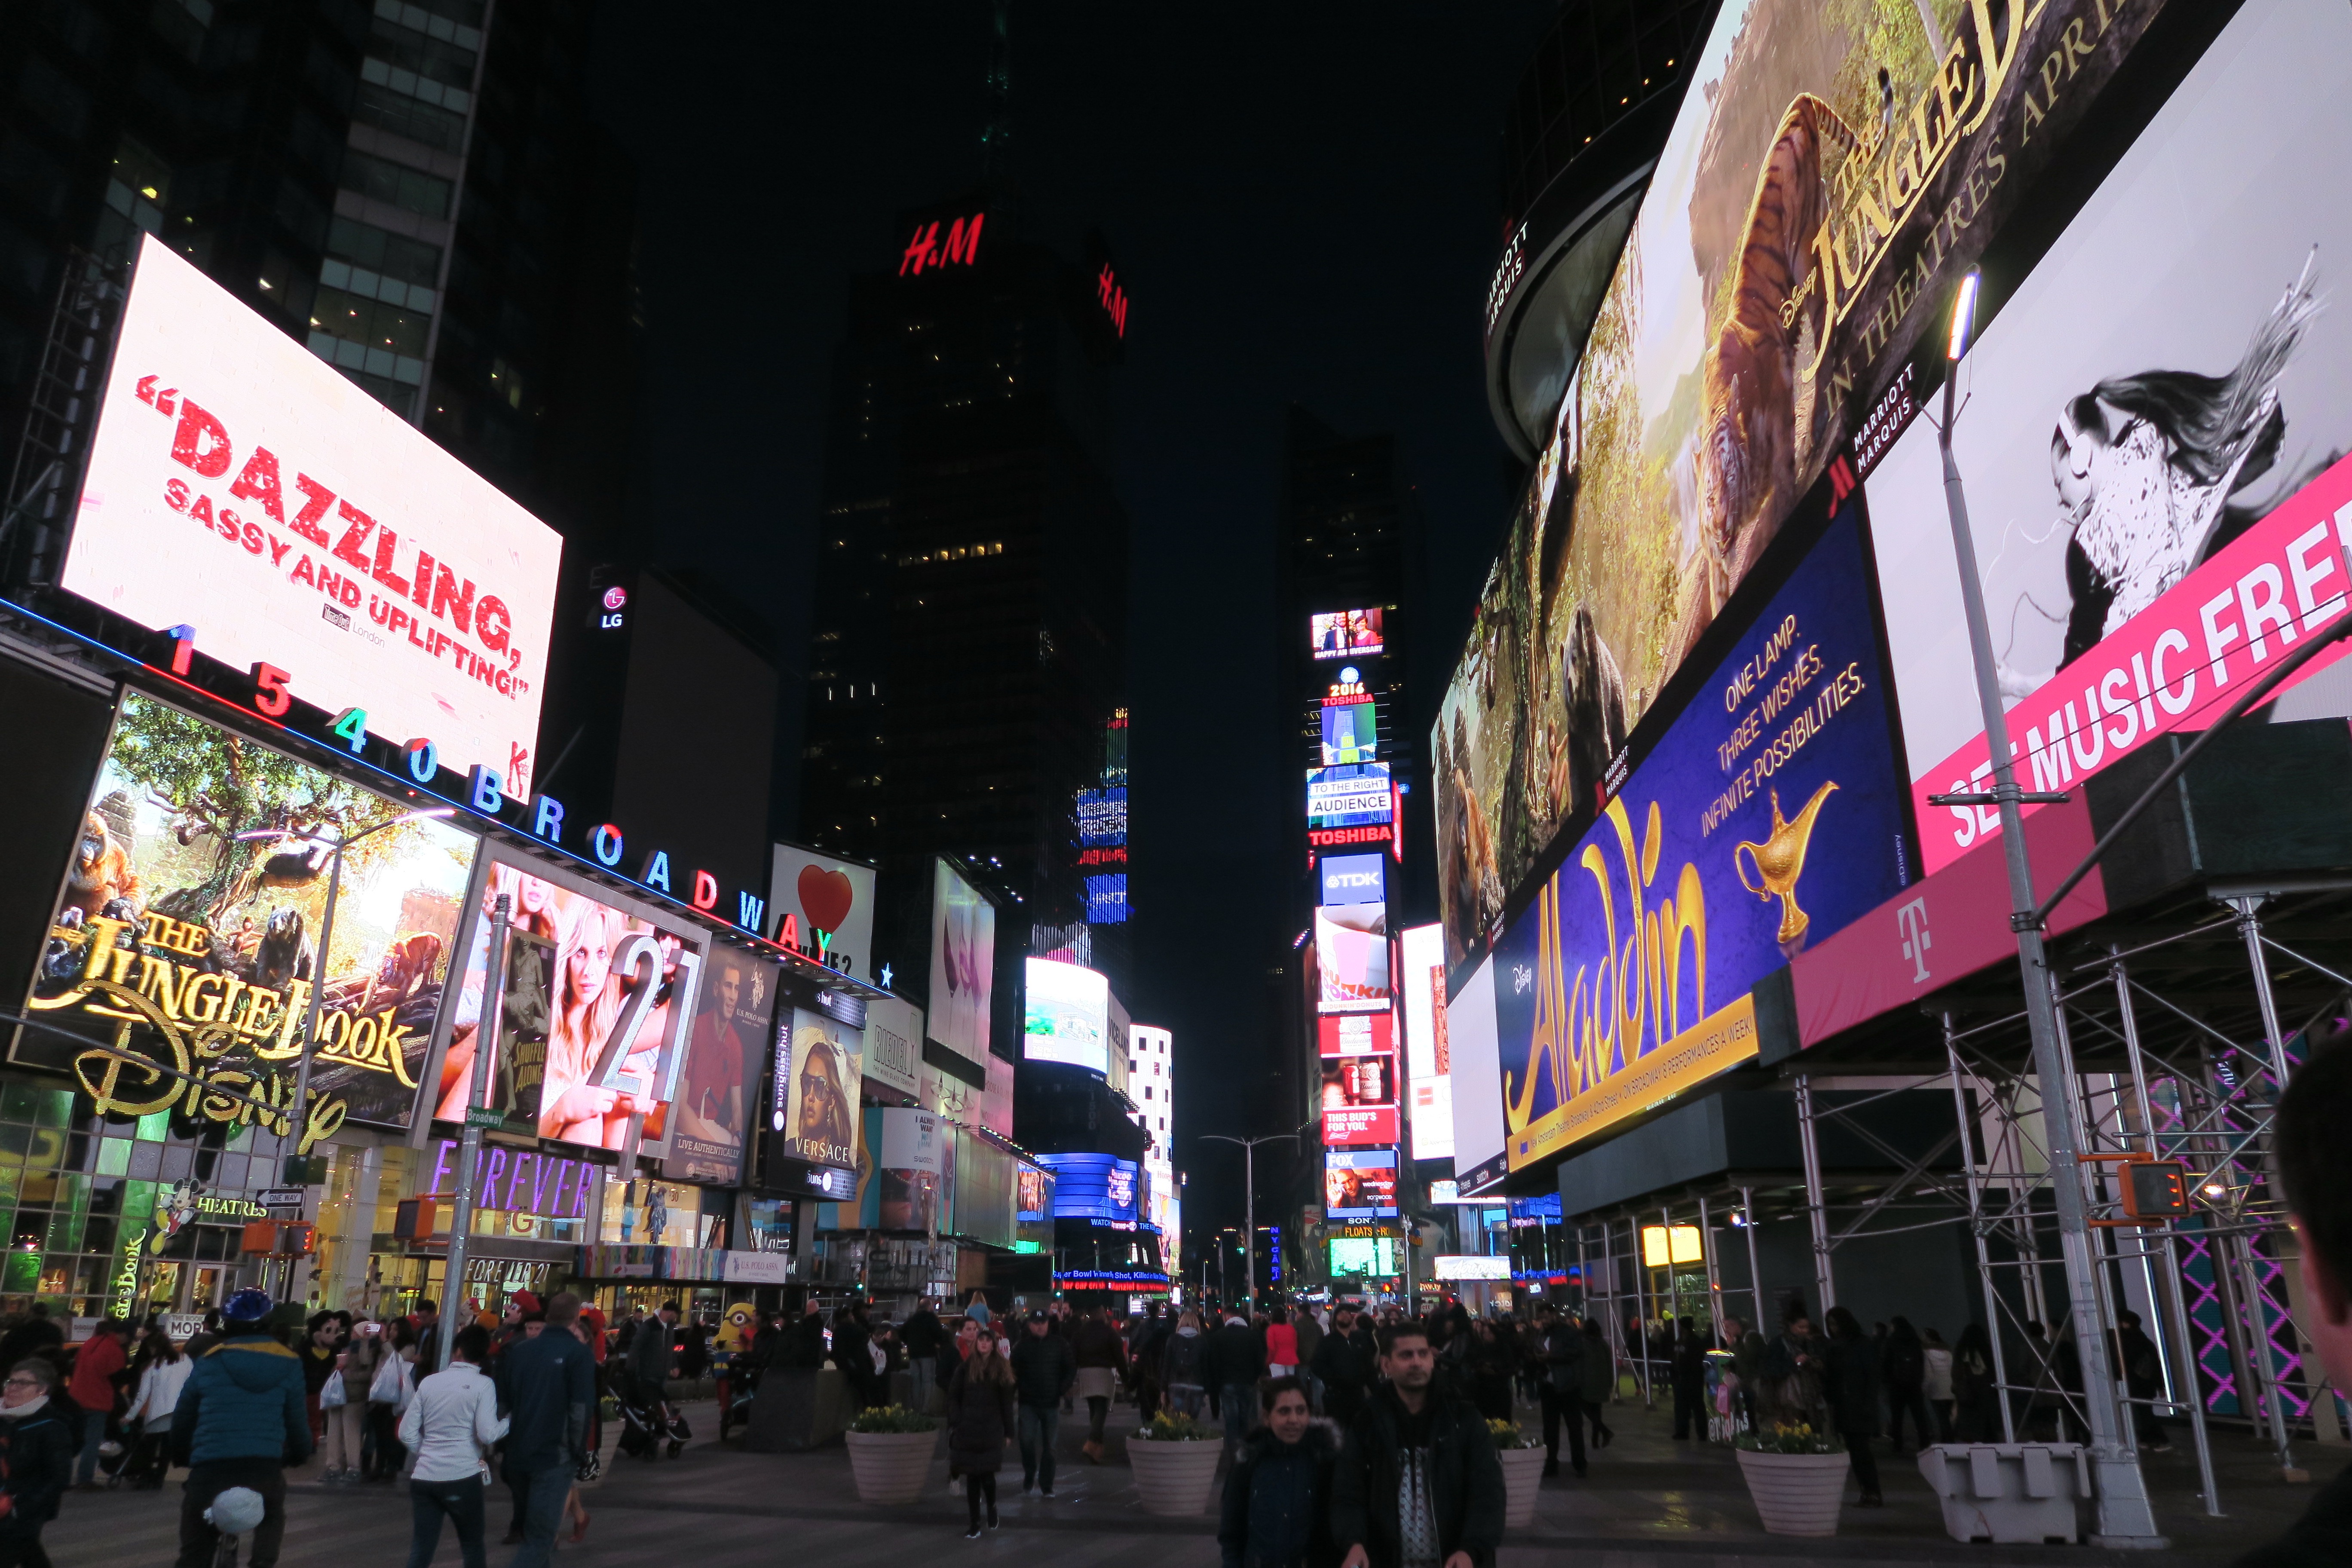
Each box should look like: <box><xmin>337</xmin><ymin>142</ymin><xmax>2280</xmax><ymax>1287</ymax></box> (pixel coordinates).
<box><xmin>900</xmin><ymin>214</ymin><xmax>985</xmax><ymax>277</ymax></box>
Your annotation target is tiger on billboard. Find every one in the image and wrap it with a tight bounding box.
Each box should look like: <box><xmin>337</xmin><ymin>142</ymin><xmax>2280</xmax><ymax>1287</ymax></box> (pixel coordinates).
<box><xmin>1432</xmin><ymin>0</ymin><xmax>2190</xmax><ymax>985</ymax></box>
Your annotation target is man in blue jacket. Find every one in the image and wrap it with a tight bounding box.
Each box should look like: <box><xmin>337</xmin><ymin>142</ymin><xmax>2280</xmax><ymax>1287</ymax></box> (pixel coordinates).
<box><xmin>169</xmin><ymin>1287</ymin><xmax>310</xmax><ymax>1568</ymax></box>
<box><xmin>496</xmin><ymin>1289</ymin><xmax>597</xmax><ymax>1567</ymax></box>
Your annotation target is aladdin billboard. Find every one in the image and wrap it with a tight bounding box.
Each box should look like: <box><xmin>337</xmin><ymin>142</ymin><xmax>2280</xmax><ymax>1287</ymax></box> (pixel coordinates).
<box><xmin>1495</xmin><ymin>496</ymin><xmax>1910</xmax><ymax>1171</ymax></box>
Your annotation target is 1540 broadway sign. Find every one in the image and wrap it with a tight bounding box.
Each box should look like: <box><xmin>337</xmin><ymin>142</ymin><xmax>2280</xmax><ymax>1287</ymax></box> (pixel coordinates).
<box><xmin>1494</xmin><ymin>500</ymin><xmax>1910</xmax><ymax>1170</ymax></box>
<box><xmin>15</xmin><ymin>693</ymin><xmax>479</xmax><ymax>1147</ymax></box>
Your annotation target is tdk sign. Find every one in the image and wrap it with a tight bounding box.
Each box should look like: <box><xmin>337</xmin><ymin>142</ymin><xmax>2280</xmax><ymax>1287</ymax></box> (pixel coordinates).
<box><xmin>1319</xmin><ymin>852</ymin><xmax>1386</xmax><ymax>906</ymax></box>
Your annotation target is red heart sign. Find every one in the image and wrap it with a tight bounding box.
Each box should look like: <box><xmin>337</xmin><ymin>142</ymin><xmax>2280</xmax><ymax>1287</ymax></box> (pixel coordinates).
<box><xmin>798</xmin><ymin>865</ymin><xmax>855</xmax><ymax>936</ymax></box>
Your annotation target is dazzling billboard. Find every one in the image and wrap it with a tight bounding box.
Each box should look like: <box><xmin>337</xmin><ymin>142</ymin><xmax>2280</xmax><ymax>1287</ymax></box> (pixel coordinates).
<box><xmin>663</xmin><ymin>945</ymin><xmax>775</xmax><ymax>1184</ymax></box>
<box><xmin>861</xmin><ymin>993</ymin><xmax>922</xmax><ymax>1099</ymax></box>
<box><xmin>431</xmin><ymin>860</ymin><xmax>703</xmax><ymax>1154</ymax></box>
<box><xmin>1432</xmin><ymin>0</ymin><xmax>2187</xmax><ymax>982</ymax></box>
<box><xmin>1495</xmin><ymin>501</ymin><xmax>1910</xmax><ymax>1170</ymax></box>
<box><xmin>767</xmin><ymin>842</ymin><xmax>876</xmax><ymax>980</ymax></box>
<box><xmin>1318</xmin><ymin>853</ymin><xmax>1386</xmax><ymax>907</ymax></box>
<box><xmin>1314</xmin><ymin>901</ymin><xmax>1388</xmax><ymax>1014</ymax></box>
<box><xmin>65</xmin><ymin>236</ymin><xmax>562</xmax><ymax>795</ymax></box>
<box><xmin>1320</xmin><ymin>700</ymin><xmax>1378</xmax><ymax>766</ymax></box>
<box><xmin>1311</xmin><ymin>607</ymin><xmax>1385</xmax><ymax>661</ymax></box>
<box><xmin>1448</xmin><ymin>955</ymin><xmax>1505</xmax><ymax>1193</ymax></box>
<box><xmin>1399</xmin><ymin>922</ymin><xmax>1452</xmax><ymax>1161</ymax></box>
<box><xmin>1324</xmin><ymin>1149</ymin><xmax>1400</xmax><ymax>1221</ymax></box>
<box><xmin>1867</xmin><ymin>0</ymin><xmax>2352</xmax><ymax>875</ymax></box>
<box><xmin>926</xmin><ymin>858</ymin><xmax>995</xmax><ymax>1059</ymax></box>
<box><xmin>1023</xmin><ymin>956</ymin><xmax>1110</xmax><ymax>1075</ymax></box>
<box><xmin>1318</xmin><ymin>1012</ymin><xmax>1394</xmax><ymax>1058</ymax></box>
<box><xmin>18</xmin><ymin>692</ymin><xmax>478</xmax><ymax>1142</ymax></box>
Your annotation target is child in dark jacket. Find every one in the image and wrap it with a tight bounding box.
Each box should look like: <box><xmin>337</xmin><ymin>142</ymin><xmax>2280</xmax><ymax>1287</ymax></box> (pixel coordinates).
<box><xmin>1219</xmin><ymin>1377</ymin><xmax>1339</xmax><ymax>1568</ymax></box>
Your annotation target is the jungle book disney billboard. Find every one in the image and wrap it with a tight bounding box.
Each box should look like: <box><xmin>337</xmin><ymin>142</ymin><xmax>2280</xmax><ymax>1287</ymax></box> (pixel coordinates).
<box><xmin>1494</xmin><ymin>499</ymin><xmax>1911</xmax><ymax>1172</ymax></box>
<box><xmin>16</xmin><ymin>692</ymin><xmax>480</xmax><ymax>1147</ymax></box>
<box><xmin>1433</xmin><ymin>0</ymin><xmax>2183</xmax><ymax>989</ymax></box>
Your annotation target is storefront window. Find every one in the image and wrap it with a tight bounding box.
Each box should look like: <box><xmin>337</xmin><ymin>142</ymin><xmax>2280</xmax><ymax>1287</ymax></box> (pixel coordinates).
<box><xmin>597</xmin><ymin>1179</ymin><xmax>720</xmax><ymax>1250</ymax></box>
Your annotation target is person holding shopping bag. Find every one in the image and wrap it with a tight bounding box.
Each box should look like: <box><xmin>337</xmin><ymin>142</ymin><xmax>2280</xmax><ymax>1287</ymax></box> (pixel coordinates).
<box><xmin>398</xmin><ymin>1323</ymin><xmax>507</xmax><ymax>1568</ymax></box>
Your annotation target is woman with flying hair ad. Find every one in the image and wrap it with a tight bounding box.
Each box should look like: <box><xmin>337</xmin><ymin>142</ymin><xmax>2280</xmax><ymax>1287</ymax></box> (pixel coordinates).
<box><xmin>789</xmin><ymin>1020</ymin><xmax>858</xmax><ymax>1168</ymax></box>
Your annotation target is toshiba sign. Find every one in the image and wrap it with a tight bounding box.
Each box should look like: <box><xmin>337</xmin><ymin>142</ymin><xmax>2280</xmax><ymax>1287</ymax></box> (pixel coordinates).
<box><xmin>64</xmin><ymin>235</ymin><xmax>561</xmax><ymax>794</ymax></box>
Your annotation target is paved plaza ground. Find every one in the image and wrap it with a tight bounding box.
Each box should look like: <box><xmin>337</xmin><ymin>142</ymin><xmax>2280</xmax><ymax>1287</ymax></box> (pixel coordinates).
<box><xmin>38</xmin><ymin>1388</ymin><xmax>2338</xmax><ymax>1567</ymax></box>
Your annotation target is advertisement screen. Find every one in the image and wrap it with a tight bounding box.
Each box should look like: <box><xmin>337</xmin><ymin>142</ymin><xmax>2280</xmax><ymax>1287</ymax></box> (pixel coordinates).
<box><xmin>1868</xmin><ymin>0</ymin><xmax>2352</xmax><ymax>875</ymax></box>
<box><xmin>1084</xmin><ymin>873</ymin><xmax>1129</xmax><ymax>925</ymax></box>
<box><xmin>1430</xmin><ymin>0</ymin><xmax>2189</xmax><ymax>986</ymax></box>
<box><xmin>782</xmin><ymin>1006</ymin><xmax>862</xmax><ymax>1171</ymax></box>
<box><xmin>1448</xmin><ymin>956</ymin><xmax>1505</xmax><ymax>1192</ymax></box>
<box><xmin>1434</xmin><ymin>1254</ymin><xmax>1511</xmax><ymax>1282</ymax></box>
<box><xmin>1400</xmin><ymin>922</ymin><xmax>1452</xmax><ymax>1161</ymax></box>
<box><xmin>1320</xmin><ymin>701</ymin><xmax>1378</xmax><ymax>766</ymax></box>
<box><xmin>876</xmin><ymin>1106</ymin><xmax>948</xmax><ymax>1233</ymax></box>
<box><xmin>1318</xmin><ymin>1011</ymin><xmax>1393</xmax><ymax>1058</ymax></box>
<box><xmin>1015</xmin><ymin>1162</ymin><xmax>1055</xmax><ymax>1223</ymax></box>
<box><xmin>1323</xmin><ymin>1149</ymin><xmax>1399</xmax><ymax>1221</ymax></box>
<box><xmin>1023</xmin><ymin>957</ymin><xmax>1110</xmax><ymax>1074</ymax></box>
<box><xmin>663</xmin><ymin>947</ymin><xmax>775</xmax><ymax>1184</ymax></box>
<box><xmin>1311</xmin><ymin>607</ymin><xmax>1385</xmax><ymax>661</ymax></box>
<box><xmin>17</xmin><ymin>691</ymin><xmax>478</xmax><ymax>1139</ymax></box>
<box><xmin>1318</xmin><ymin>853</ymin><xmax>1385</xmax><ymax>907</ymax></box>
<box><xmin>926</xmin><ymin>858</ymin><xmax>995</xmax><ymax>1058</ymax></box>
<box><xmin>65</xmin><ymin>236</ymin><xmax>562</xmax><ymax>794</ymax></box>
<box><xmin>1036</xmin><ymin>1152</ymin><xmax>1138</xmax><ymax>1224</ymax></box>
<box><xmin>1320</xmin><ymin>1053</ymin><xmax>1398</xmax><ymax>1147</ymax></box>
<box><xmin>767</xmin><ymin>842</ymin><xmax>876</xmax><ymax>979</ymax></box>
<box><xmin>433</xmin><ymin>861</ymin><xmax>702</xmax><ymax>1153</ymax></box>
<box><xmin>1314</xmin><ymin>901</ymin><xmax>1387</xmax><ymax>1013</ymax></box>
<box><xmin>1495</xmin><ymin>501</ymin><xmax>1909</xmax><ymax>1171</ymax></box>
<box><xmin>1328</xmin><ymin>1235</ymin><xmax>1400</xmax><ymax>1277</ymax></box>
<box><xmin>1076</xmin><ymin>788</ymin><xmax>1128</xmax><ymax>847</ymax></box>
<box><xmin>1307</xmin><ymin>764</ymin><xmax>1393</xmax><ymax>831</ymax></box>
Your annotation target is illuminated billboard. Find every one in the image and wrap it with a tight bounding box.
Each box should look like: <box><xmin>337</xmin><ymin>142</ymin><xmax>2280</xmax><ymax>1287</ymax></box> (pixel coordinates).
<box><xmin>17</xmin><ymin>691</ymin><xmax>478</xmax><ymax>1141</ymax></box>
<box><xmin>1318</xmin><ymin>853</ymin><xmax>1385</xmax><ymax>907</ymax></box>
<box><xmin>768</xmin><ymin>842</ymin><xmax>875</xmax><ymax>979</ymax></box>
<box><xmin>1328</xmin><ymin>1235</ymin><xmax>1399</xmax><ymax>1278</ymax></box>
<box><xmin>1320</xmin><ymin>1053</ymin><xmax>1398</xmax><ymax>1147</ymax></box>
<box><xmin>1077</xmin><ymin>788</ymin><xmax>1128</xmax><ymax>847</ymax></box>
<box><xmin>1306</xmin><ymin>764</ymin><xmax>1392</xmax><ymax>831</ymax></box>
<box><xmin>1314</xmin><ymin>901</ymin><xmax>1387</xmax><ymax>1014</ymax></box>
<box><xmin>1430</xmin><ymin>0</ymin><xmax>2193</xmax><ymax>985</ymax></box>
<box><xmin>1320</xmin><ymin>701</ymin><xmax>1378</xmax><ymax>766</ymax></box>
<box><xmin>1023</xmin><ymin>956</ymin><xmax>1110</xmax><ymax>1074</ymax></box>
<box><xmin>1400</xmin><ymin>922</ymin><xmax>1451</xmax><ymax>1161</ymax></box>
<box><xmin>65</xmin><ymin>236</ymin><xmax>562</xmax><ymax>795</ymax></box>
<box><xmin>1434</xmin><ymin>1254</ymin><xmax>1510</xmax><ymax>1282</ymax></box>
<box><xmin>926</xmin><ymin>858</ymin><xmax>995</xmax><ymax>1059</ymax></box>
<box><xmin>1323</xmin><ymin>1149</ymin><xmax>1399</xmax><ymax>1221</ymax></box>
<box><xmin>432</xmin><ymin>860</ymin><xmax>706</xmax><ymax>1155</ymax></box>
<box><xmin>1036</xmin><ymin>1152</ymin><xmax>1140</xmax><ymax>1225</ymax></box>
<box><xmin>1868</xmin><ymin>0</ymin><xmax>2352</xmax><ymax>876</ymax></box>
<box><xmin>1084</xmin><ymin>873</ymin><xmax>1129</xmax><ymax>925</ymax></box>
<box><xmin>781</xmin><ymin>1006</ymin><xmax>862</xmax><ymax>1170</ymax></box>
<box><xmin>1318</xmin><ymin>1012</ymin><xmax>1393</xmax><ymax>1058</ymax></box>
<box><xmin>1311</xmin><ymin>607</ymin><xmax>1385</xmax><ymax>662</ymax></box>
<box><xmin>1494</xmin><ymin>501</ymin><xmax>1909</xmax><ymax>1171</ymax></box>
<box><xmin>663</xmin><ymin>945</ymin><xmax>776</xmax><ymax>1184</ymax></box>
<box><xmin>1448</xmin><ymin>956</ymin><xmax>1505</xmax><ymax>1192</ymax></box>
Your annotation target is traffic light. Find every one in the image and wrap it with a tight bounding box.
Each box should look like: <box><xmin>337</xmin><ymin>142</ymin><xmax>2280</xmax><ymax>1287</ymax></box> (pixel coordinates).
<box><xmin>2122</xmin><ymin>1161</ymin><xmax>2191</xmax><ymax>1221</ymax></box>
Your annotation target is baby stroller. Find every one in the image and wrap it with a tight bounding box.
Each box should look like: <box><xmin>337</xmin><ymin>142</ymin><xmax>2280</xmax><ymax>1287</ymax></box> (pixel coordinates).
<box><xmin>615</xmin><ymin>1381</ymin><xmax>691</xmax><ymax>1460</ymax></box>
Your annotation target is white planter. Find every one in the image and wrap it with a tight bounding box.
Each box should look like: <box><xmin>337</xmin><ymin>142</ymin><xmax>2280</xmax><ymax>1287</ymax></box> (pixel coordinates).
<box><xmin>1496</xmin><ymin>1446</ymin><xmax>1547</xmax><ymax>1527</ymax></box>
<box><xmin>1128</xmin><ymin>1436</ymin><xmax>1222</xmax><ymax>1517</ymax></box>
<box><xmin>844</xmin><ymin>1428</ymin><xmax>940</xmax><ymax>1506</ymax></box>
<box><xmin>1734</xmin><ymin>1448</ymin><xmax>1850</xmax><ymax>1537</ymax></box>
<box><xmin>1916</xmin><ymin>1442</ymin><xmax>2087</xmax><ymax>1544</ymax></box>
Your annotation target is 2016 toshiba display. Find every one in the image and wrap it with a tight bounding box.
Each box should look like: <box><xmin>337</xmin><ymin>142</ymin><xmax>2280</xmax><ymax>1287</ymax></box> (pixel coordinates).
<box><xmin>64</xmin><ymin>235</ymin><xmax>562</xmax><ymax>796</ymax></box>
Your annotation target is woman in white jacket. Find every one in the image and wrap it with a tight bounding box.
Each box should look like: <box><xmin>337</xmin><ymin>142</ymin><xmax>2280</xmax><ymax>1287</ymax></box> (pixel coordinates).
<box><xmin>397</xmin><ymin>1323</ymin><xmax>508</xmax><ymax>1568</ymax></box>
<box><xmin>121</xmin><ymin>1324</ymin><xmax>192</xmax><ymax>1488</ymax></box>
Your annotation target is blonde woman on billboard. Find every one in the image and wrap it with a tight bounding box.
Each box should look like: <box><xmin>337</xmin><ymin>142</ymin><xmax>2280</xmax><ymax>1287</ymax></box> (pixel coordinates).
<box><xmin>539</xmin><ymin>900</ymin><xmax>630</xmax><ymax>1145</ymax></box>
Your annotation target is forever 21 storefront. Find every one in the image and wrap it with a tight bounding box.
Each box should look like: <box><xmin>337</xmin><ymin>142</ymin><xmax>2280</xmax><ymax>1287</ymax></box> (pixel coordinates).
<box><xmin>0</xmin><ymin>233</ymin><xmax>883</xmax><ymax>1338</ymax></box>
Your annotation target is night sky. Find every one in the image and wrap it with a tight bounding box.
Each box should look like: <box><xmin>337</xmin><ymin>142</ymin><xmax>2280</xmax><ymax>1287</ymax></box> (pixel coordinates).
<box><xmin>585</xmin><ymin>2</ymin><xmax>1560</xmax><ymax>1256</ymax></box>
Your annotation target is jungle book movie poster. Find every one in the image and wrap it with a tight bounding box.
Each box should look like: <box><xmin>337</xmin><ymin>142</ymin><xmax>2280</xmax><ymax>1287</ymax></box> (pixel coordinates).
<box><xmin>16</xmin><ymin>692</ymin><xmax>479</xmax><ymax>1146</ymax></box>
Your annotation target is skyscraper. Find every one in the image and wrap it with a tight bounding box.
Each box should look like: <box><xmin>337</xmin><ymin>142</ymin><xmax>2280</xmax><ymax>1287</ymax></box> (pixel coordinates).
<box><xmin>798</xmin><ymin>194</ymin><xmax>1131</xmax><ymax>1004</ymax></box>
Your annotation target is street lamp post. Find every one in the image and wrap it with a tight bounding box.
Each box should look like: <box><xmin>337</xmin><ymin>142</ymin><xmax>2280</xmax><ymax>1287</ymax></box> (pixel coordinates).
<box><xmin>1203</xmin><ymin>1132</ymin><xmax>1297</xmax><ymax>1314</ymax></box>
<box><xmin>1930</xmin><ymin>270</ymin><xmax>2162</xmax><ymax>1547</ymax></box>
<box><xmin>438</xmin><ymin>892</ymin><xmax>511</xmax><ymax>1374</ymax></box>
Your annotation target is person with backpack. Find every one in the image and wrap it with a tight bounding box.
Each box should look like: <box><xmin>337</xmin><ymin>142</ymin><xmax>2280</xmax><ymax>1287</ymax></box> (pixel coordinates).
<box><xmin>64</xmin><ymin>1317</ymin><xmax>128</xmax><ymax>1491</ymax></box>
<box><xmin>1881</xmin><ymin>1317</ymin><xmax>1933</xmax><ymax>1455</ymax></box>
<box><xmin>1161</xmin><ymin>1310</ymin><xmax>1210</xmax><ymax>1420</ymax></box>
<box><xmin>169</xmin><ymin>1288</ymin><xmax>311</xmax><ymax>1568</ymax></box>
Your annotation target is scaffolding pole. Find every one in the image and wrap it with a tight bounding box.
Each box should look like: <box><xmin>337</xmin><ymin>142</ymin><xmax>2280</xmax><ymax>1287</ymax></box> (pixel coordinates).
<box><xmin>1792</xmin><ymin>1074</ymin><xmax>1837</xmax><ymax>1314</ymax></box>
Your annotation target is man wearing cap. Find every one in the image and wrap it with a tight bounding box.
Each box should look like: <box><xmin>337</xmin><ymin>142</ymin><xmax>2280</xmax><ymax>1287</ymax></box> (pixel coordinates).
<box><xmin>169</xmin><ymin>1288</ymin><xmax>311</xmax><ymax>1568</ymax></box>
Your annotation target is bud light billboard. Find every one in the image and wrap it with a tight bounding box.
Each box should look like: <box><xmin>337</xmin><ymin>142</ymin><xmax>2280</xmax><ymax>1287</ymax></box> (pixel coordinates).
<box><xmin>1495</xmin><ymin>492</ymin><xmax>1912</xmax><ymax>1171</ymax></box>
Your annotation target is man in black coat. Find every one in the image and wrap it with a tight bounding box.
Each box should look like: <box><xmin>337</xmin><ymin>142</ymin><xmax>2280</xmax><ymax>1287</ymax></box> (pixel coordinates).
<box><xmin>1332</xmin><ymin>1324</ymin><xmax>1504</xmax><ymax>1568</ymax></box>
<box><xmin>1314</xmin><ymin>1306</ymin><xmax>1375</xmax><ymax>1429</ymax></box>
<box><xmin>1208</xmin><ymin>1313</ymin><xmax>1268</xmax><ymax>1459</ymax></box>
<box><xmin>902</xmin><ymin>1297</ymin><xmax>950</xmax><ymax>1415</ymax></box>
<box><xmin>1532</xmin><ymin>1306</ymin><xmax>1585</xmax><ymax>1479</ymax></box>
<box><xmin>1009</xmin><ymin>1313</ymin><xmax>1075</xmax><ymax>1495</ymax></box>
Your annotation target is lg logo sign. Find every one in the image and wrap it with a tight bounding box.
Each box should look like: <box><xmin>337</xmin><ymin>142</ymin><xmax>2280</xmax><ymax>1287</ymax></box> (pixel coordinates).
<box><xmin>1896</xmin><ymin>897</ymin><xmax>1932</xmax><ymax>984</ymax></box>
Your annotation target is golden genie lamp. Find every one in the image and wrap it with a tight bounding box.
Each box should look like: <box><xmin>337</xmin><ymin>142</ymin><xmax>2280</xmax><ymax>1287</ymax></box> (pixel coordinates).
<box><xmin>1733</xmin><ymin>781</ymin><xmax>1838</xmax><ymax>947</ymax></box>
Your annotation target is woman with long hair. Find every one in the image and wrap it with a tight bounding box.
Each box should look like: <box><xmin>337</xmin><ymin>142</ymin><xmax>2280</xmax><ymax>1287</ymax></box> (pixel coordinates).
<box><xmin>541</xmin><ymin>903</ymin><xmax>631</xmax><ymax>1144</ymax></box>
<box><xmin>946</xmin><ymin>1326</ymin><xmax>1015</xmax><ymax>1538</ymax></box>
<box><xmin>119</xmin><ymin>1324</ymin><xmax>187</xmax><ymax>1488</ymax></box>
<box><xmin>1951</xmin><ymin>1322</ymin><xmax>1998</xmax><ymax>1442</ymax></box>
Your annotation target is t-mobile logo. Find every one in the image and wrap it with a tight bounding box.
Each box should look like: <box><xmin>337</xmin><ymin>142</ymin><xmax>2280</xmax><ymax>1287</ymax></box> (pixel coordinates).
<box><xmin>1896</xmin><ymin>897</ymin><xmax>1932</xmax><ymax>983</ymax></box>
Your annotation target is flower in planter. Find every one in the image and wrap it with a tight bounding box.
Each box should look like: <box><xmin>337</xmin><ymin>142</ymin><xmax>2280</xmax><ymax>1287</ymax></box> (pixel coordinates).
<box><xmin>1486</xmin><ymin>1418</ymin><xmax>1541</xmax><ymax>1451</ymax></box>
<box><xmin>1136</xmin><ymin>1410</ymin><xmax>1212</xmax><ymax>1441</ymax></box>
<box><xmin>1733</xmin><ymin>1421</ymin><xmax>1842</xmax><ymax>1455</ymax></box>
<box><xmin>848</xmin><ymin>1404</ymin><xmax>939</xmax><ymax>1434</ymax></box>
